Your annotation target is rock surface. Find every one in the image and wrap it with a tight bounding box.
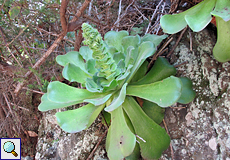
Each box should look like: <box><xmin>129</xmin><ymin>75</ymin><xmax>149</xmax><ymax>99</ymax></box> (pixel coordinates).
<box><xmin>35</xmin><ymin>110</ymin><xmax>108</xmax><ymax>160</ymax></box>
<box><xmin>161</xmin><ymin>28</ymin><xmax>230</xmax><ymax>160</ymax></box>
<box><xmin>36</xmin><ymin>29</ymin><xmax>230</xmax><ymax>160</ymax></box>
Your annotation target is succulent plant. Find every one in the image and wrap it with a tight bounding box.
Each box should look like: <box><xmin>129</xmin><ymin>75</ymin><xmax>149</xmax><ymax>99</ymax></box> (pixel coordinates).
<box><xmin>38</xmin><ymin>23</ymin><xmax>195</xmax><ymax>159</ymax></box>
<box><xmin>160</xmin><ymin>0</ymin><xmax>230</xmax><ymax>62</ymax></box>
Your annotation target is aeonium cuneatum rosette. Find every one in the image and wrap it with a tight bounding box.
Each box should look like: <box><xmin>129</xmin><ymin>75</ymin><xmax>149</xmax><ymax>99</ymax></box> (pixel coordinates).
<box><xmin>38</xmin><ymin>23</ymin><xmax>196</xmax><ymax>160</ymax></box>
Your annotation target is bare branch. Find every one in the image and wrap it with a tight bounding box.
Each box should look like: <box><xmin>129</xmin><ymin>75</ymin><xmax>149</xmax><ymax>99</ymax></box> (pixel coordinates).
<box><xmin>60</xmin><ymin>0</ymin><xmax>69</xmax><ymax>33</ymax></box>
<box><xmin>70</xmin><ymin>0</ymin><xmax>92</xmax><ymax>23</ymax></box>
<box><xmin>14</xmin><ymin>33</ymin><xmax>66</xmax><ymax>95</ymax></box>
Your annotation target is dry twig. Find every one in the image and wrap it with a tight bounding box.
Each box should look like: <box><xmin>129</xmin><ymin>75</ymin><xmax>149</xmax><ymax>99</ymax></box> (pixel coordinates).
<box><xmin>167</xmin><ymin>26</ymin><xmax>188</xmax><ymax>58</ymax></box>
<box><xmin>145</xmin><ymin>0</ymin><xmax>164</xmax><ymax>34</ymax></box>
<box><xmin>163</xmin><ymin>119</ymin><xmax>175</xmax><ymax>160</ymax></box>
<box><xmin>86</xmin><ymin>129</ymin><xmax>108</xmax><ymax>160</ymax></box>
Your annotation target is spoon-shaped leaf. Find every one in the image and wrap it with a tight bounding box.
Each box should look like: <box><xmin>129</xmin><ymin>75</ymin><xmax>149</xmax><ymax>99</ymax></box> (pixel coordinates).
<box><xmin>104</xmin><ymin>31</ymin><xmax>129</xmax><ymax>52</ymax></box>
<box><xmin>123</xmin><ymin>111</ymin><xmax>140</xmax><ymax>160</ymax></box>
<box><xmin>122</xmin><ymin>35</ymin><xmax>141</xmax><ymax>56</ymax></box>
<box><xmin>55</xmin><ymin>103</ymin><xmax>105</xmax><ymax>133</ymax></box>
<box><xmin>62</xmin><ymin>63</ymin><xmax>91</xmax><ymax>84</ymax></box>
<box><xmin>104</xmin><ymin>83</ymin><xmax>127</xmax><ymax>112</ymax></box>
<box><xmin>177</xmin><ymin>77</ymin><xmax>196</xmax><ymax>104</ymax></box>
<box><xmin>142</xmin><ymin>100</ymin><xmax>165</xmax><ymax>124</ymax></box>
<box><xmin>47</xmin><ymin>81</ymin><xmax>109</xmax><ymax>104</ymax></box>
<box><xmin>79</xmin><ymin>46</ymin><xmax>93</xmax><ymax>61</ymax></box>
<box><xmin>160</xmin><ymin>12</ymin><xmax>188</xmax><ymax>34</ymax></box>
<box><xmin>132</xmin><ymin>57</ymin><xmax>176</xmax><ymax>85</ymax></box>
<box><xmin>141</xmin><ymin>34</ymin><xmax>168</xmax><ymax>47</ymax></box>
<box><xmin>84</xmin><ymin>93</ymin><xmax>113</xmax><ymax>106</ymax></box>
<box><xmin>38</xmin><ymin>93</ymin><xmax>79</xmax><ymax>111</ymax></box>
<box><xmin>126</xmin><ymin>41</ymin><xmax>156</xmax><ymax>83</ymax></box>
<box><xmin>56</xmin><ymin>51</ymin><xmax>86</xmax><ymax>72</ymax></box>
<box><xmin>130</xmin><ymin>61</ymin><xmax>148</xmax><ymax>83</ymax></box>
<box><xmin>123</xmin><ymin>97</ymin><xmax>170</xmax><ymax>159</ymax></box>
<box><xmin>126</xmin><ymin>76</ymin><xmax>182</xmax><ymax>107</ymax></box>
<box><xmin>211</xmin><ymin>0</ymin><xmax>230</xmax><ymax>21</ymax></box>
<box><xmin>160</xmin><ymin>0</ymin><xmax>216</xmax><ymax>34</ymax></box>
<box><xmin>106</xmin><ymin>106</ymin><xmax>136</xmax><ymax>160</ymax></box>
<box><xmin>213</xmin><ymin>16</ymin><xmax>230</xmax><ymax>62</ymax></box>
<box><xmin>185</xmin><ymin>0</ymin><xmax>216</xmax><ymax>32</ymax></box>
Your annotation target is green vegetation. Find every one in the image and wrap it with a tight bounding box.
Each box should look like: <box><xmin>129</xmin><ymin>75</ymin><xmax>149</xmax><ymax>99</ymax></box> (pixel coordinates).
<box><xmin>160</xmin><ymin>0</ymin><xmax>230</xmax><ymax>62</ymax></box>
<box><xmin>38</xmin><ymin>23</ymin><xmax>195</xmax><ymax>159</ymax></box>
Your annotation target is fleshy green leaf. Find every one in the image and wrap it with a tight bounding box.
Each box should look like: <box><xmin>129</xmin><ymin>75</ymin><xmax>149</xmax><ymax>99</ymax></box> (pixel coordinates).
<box><xmin>56</xmin><ymin>51</ymin><xmax>86</xmax><ymax>72</ymax></box>
<box><xmin>86</xmin><ymin>59</ymin><xmax>97</xmax><ymax>75</ymax></box>
<box><xmin>177</xmin><ymin>77</ymin><xmax>196</xmax><ymax>104</ymax></box>
<box><xmin>123</xmin><ymin>110</ymin><xmax>141</xmax><ymax>160</ymax></box>
<box><xmin>213</xmin><ymin>16</ymin><xmax>230</xmax><ymax>62</ymax></box>
<box><xmin>103</xmin><ymin>79</ymin><xmax>118</xmax><ymax>92</ymax></box>
<box><xmin>116</xmin><ymin>64</ymin><xmax>133</xmax><ymax>81</ymax></box>
<box><xmin>101</xmin><ymin>110</ymin><xmax>111</xmax><ymax>126</ymax></box>
<box><xmin>38</xmin><ymin>93</ymin><xmax>78</xmax><ymax>111</ymax></box>
<box><xmin>125</xmin><ymin>46</ymin><xmax>135</xmax><ymax>67</ymax></box>
<box><xmin>106</xmin><ymin>106</ymin><xmax>136</xmax><ymax>160</ymax></box>
<box><xmin>122</xmin><ymin>35</ymin><xmax>141</xmax><ymax>56</ymax></box>
<box><xmin>160</xmin><ymin>12</ymin><xmax>188</xmax><ymax>34</ymax></box>
<box><xmin>47</xmin><ymin>81</ymin><xmax>108</xmax><ymax>103</ymax></box>
<box><xmin>123</xmin><ymin>97</ymin><xmax>170</xmax><ymax>159</ymax></box>
<box><xmin>130</xmin><ymin>61</ymin><xmax>148</xmax><ymax>83</ymax></box>
<box><xmin>126</xmin><ymin>41</ymin><xmax>156</xmax><ymax>83</ymax></box>
<box><xmin>84</xmin><ymin>93</ymin><xmax>113</xmax><ymax>106</ymax></box>
<box><xmin>55</xmin><ymin>103</ymin><xmax>105</xmax><ymax>133</ymax></box>
<box><xmin>142</xmin><ymin>100</ymin><xmax>165</xmax><ymax>124</ymax></box>
<box><xmin>105</xmin><ymin>83</ymin><xmax>127</xmax><ymax>112</ymax></box>
<box><xmin>141</xmin><ymin>34</ymin><xmax>168</xmax><ymax>47</ymax></box>
<box><xmin>126</xmin><ymin>76</ymin><xmax>182</xmax><ymax>107</ymax></box>
<box><xmin>104</xmin><ymin>31</ymin><xmax>129</xmax><ymax>52</ymax></box>
<box><xmin>133</xmin><ymin>57</ymin><xmax>176</xmax><ymax>85</ymax></box>
<box><xmin>79</xmin><ymin>46</ymin><xmax>93</xmax><ymax>61</ymax></box>
<box><xmin>62</xmin><ymin>63</ymin><xmax>90</xmax><ymax>84</ymax></box>
<box><xmin>113</xmin><ymin>52</ymin><xmax>126</xmax><ymax>64</ymax></box>
<box><xmin>211</xmin><ymin>0</ymin><xmax>230</xmax><ymax>21</ymax></box>
<box><xmin>9</xmin><ymin>6</ymin><xmax>21</xmax><ymax>19</ymax></box>
<box><xmin>185</xmin><ymin>0</ymin><xmax>216</xmax><ymax>32</ymax></box>
<box><xmin>85</xmin><ymin>78</ymin><xmax>103</xmax><ymax>93</ymax></box>
<box><xmin>115</xmin><ymin>60</ymin><xmax>125</xmax><ymax>76</ymax></box>
<box><xmin>160</xmin><ymin>0</ymin><xmax>216</xmax><ymax>33</ymax></box>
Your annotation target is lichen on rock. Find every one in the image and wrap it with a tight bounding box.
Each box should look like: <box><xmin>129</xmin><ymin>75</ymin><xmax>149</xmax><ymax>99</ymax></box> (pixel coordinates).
<box><xmin>161</xmin><ymin>29</ymin><xmax>230</xmax><ymax>159</ymax></box>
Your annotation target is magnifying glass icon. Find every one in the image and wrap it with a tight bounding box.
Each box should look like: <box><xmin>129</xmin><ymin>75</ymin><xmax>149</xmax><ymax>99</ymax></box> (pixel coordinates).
<box><xmin>3</xmin><ymin>141</ymin><xmax>18</xmax><ymax>157</ymax></box>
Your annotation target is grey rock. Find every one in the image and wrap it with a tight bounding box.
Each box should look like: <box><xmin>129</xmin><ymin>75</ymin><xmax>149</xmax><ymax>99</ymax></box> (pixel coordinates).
<box><xmin>161</xmin><ymin>29</ymin><xmax>230</xmax><ymax>160</ymax></box>
<box><xmin>35</xmin><ymin>110</ymin><xmax>107</xmax><ymax>160</ymax></box>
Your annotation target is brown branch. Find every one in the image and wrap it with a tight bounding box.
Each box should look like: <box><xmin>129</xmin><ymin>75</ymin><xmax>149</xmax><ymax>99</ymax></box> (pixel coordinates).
<box><xmin>60</xmin><ymin>0</ymin><xmax>69</xmax><ymax>33</ymax></box>
<box><xmin>21</xmin><ymin>44</ymin><xmax>66</xmax><ymax>53</ymax></box>
<box><xmin>74</xmin><ymin>29</ymin><xmax>83</xmax><ymax>51</ymax></box>
<box><xmin>36</xmin><ymin>27</ymin><xmax>75</xmax><ymax>44</ymax></box>
<box><xmin>70</xmin><ymin>0</ymin><xmax>92</xmax><ymax>23</ymax></box>
<box><xmin>174</xmin><ymin>61</ymin><xmax>188</xmax><ymax>68</ymax></box>
<box><xmin>67</xmin><ymin>19</ymin><xmax>86</xmax><ymax>32</ymax></box>
<box><xmin>14</xmin><ymin>32</ymin><xmax>66</xmax><ymax>95</ymax></box>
